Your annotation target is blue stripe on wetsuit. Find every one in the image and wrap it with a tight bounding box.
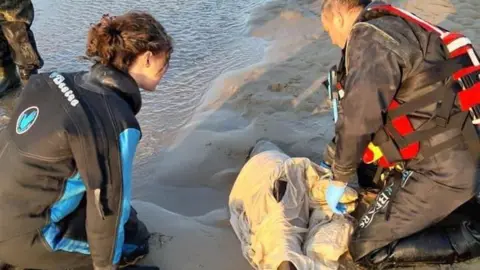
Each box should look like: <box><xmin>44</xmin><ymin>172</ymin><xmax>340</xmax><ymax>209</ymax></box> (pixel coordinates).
<box><xmin>42</xmin><ymin>172</ymin><xmax>90</xmax><ymax>254</ymax></box>
<box><xmin>113</xmin><ymin>128</ymin><xmax>141</xmax><ymax>264</ymax></box>
<box><xmin>50</xmin><ymin>173</ymin><xmax>86</xmax><ymax>222</ymax></box>
<box><xmin>42</xmin><ymin>128</ymin><xmax>141</xmax><ymax>259</ymax></box>
<box><xmin>42</xmin><ymin>222</ymin><xmax>90</xmax><ymax>254</ymax></box>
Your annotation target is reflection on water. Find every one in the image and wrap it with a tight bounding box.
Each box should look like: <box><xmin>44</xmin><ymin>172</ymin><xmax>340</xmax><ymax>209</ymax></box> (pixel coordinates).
<box><xmin>2</xmin><ymin>0</ymin><xmax>268</xmax><ymax>161</ymax></box>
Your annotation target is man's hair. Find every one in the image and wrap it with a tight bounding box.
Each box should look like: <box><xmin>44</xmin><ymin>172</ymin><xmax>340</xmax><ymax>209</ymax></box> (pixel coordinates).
<box><xmin>321</xmin><ymin>0</ymin><xmax>372</xmax><ymax>13</ymax></box>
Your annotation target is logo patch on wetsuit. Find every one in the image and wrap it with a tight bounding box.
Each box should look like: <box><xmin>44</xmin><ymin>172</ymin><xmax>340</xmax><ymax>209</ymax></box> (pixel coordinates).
<box><xmin>16</xmin><ymin>106</ymin><xmax>39</xmax><ymax>134</ymax></box>
<box><xmin>49</xmin><ymin>72</ymin><xmax>79</xmax><ymax>107</ymax></box>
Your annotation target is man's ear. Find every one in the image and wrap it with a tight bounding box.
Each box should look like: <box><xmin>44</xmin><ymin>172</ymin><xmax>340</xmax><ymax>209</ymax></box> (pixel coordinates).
<box><xmin>333</xmin><ymin>10</ymin><xmax>344</xmax><ymax>28</ymax></box>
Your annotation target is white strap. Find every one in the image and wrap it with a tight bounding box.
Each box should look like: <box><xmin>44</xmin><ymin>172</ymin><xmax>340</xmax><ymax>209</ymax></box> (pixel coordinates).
<box><xmin>447</xmin><ymin>37</ymin><xmax>472</xmax><ymax>53</ymax></box>
<box><xmin>467</xmin><ymin>48</ymin><xmax>480</xmax><ymax>66</ymax></box>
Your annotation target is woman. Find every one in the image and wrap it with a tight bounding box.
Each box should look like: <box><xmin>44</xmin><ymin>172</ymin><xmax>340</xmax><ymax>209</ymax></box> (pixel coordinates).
<box><xmin>0</xmin><ymin>11</ymin><xmax>172</xmax><ymax>270</ymax></box>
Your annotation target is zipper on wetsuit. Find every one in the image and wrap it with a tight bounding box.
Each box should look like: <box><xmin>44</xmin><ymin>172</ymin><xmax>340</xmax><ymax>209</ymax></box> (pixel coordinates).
<box><xmin>94</xmin><ymin>188</ymin><xmax>106</xmax><ymax>220</ymax></box>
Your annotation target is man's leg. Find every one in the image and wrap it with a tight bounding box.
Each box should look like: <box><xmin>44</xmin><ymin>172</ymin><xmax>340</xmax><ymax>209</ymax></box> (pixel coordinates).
<box><xmin>355</xmin><ymin>198</ymin><xmax>480</xmax><ymax>269</ymax></box>
<box><xmin>350</xmin><ymin>164</ymin><xmax>476</xmax><ymax>267</ymax></box>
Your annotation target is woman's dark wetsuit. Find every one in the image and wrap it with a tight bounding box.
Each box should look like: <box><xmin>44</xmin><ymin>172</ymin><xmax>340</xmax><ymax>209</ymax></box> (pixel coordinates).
<box><xmin>0</xmin><ymin>64</ymin><xmax>149</xmax><ymax>269</ymax></box>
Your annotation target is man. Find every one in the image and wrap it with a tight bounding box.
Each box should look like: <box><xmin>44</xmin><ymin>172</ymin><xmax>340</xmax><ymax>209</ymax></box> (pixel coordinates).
<box><xmin>0</xmin><ymin>0</ymin><xmax>43</xmax><ymax>96</ymax></box>
<box><xmin>319</xmin><ymin>0</ymin><xmax>480</xmax><ymax>268</ymax></box>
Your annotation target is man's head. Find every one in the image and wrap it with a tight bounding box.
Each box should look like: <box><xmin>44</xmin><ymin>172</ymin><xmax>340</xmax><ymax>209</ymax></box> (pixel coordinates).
<box><xmin>321</xmin><ymin>0</ymin><xmax>372</xmax><ymax>48</ymax></box>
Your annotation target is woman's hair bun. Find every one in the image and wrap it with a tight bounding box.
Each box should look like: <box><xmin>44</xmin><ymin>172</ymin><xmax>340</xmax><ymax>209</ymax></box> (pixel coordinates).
<box><xmin>86</xmin><ymin>12</ymin><xmax>173</xmax><ymax>72</ymax></box>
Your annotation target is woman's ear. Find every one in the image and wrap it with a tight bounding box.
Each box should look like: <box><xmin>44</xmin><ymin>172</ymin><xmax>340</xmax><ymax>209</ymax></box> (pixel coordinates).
<box><xmin>145</xmin><ymin>51</ymin><xmax>153</xmax><ymax>68</ymax></box>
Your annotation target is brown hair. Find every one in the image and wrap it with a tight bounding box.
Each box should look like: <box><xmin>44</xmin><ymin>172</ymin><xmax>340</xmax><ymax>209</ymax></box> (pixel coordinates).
<box><xmin>86</xmin><ymin>12</ymin><xmax>173</xmax><ymax>72</ymax></box>
<box><xmin>321</xmin><ymin>0</ymin><xmax>371</xmax><ymax>13</ymax></box>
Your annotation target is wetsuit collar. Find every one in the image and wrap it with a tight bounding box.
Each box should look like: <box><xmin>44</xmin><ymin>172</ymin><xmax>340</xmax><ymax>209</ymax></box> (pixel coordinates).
<box><xmin>89</xmin><ymin>63</ymin><xmax>142</xmax><ymax>114</ymax></box>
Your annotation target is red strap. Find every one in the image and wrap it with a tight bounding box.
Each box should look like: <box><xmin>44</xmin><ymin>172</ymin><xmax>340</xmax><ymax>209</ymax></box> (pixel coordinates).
<box><xmin>458</xmin><ymin>83</ymin><xmax>480</xmax><ymax>111</ymax></box>
<box><xmin>378</xmin><ymin>157</ymin><xmax>392</xmax><ymax>168</ymax></box>
<box><xmin>453</xmin><ymin>65</ymin><xmax>480</xmax><ymax>81</ymax></box>
<box><xmin>385</xmin><ymin>100</ymin><xmax>420</xmax><ymax>162</ymax></box>
<box><xmin>388</xmin><ymin>101</ymin><xmax>414</xmax><ymax>136</ymax></box>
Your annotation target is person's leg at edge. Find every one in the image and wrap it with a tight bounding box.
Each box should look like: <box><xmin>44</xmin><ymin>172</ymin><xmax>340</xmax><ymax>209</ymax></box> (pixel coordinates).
<box><xmin>0</xmin><ymin>33</ymin><xmax>21</xmax><ymax>96</ymax></box>
<box><xmin>1</xmin><ymin>0</ymin><xmax>44</xmax><ymax>85</ymax></box>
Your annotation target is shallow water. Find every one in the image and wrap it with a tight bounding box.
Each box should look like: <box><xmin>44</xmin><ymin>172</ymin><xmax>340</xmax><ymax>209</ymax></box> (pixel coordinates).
<box><xmin>3</xmin><ymin>0</ymin><xmax>268</xmax><ymax>161</ymax></box>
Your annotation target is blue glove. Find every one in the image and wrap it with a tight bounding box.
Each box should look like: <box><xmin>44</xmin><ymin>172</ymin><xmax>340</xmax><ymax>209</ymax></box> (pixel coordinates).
<box><xmin>320</xmin><ymin>160</ymin><xmax>331</xmax><ymax>167</ymax></box>
<box><xmin>326</xmin><ymin>180</ymin><xmax>347</xmax><ymax>214</ymax></box>
<box><xmin>319</xmin><ymin>160</ymin><xmax>332</xmax><ymax>172</ymax></box>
